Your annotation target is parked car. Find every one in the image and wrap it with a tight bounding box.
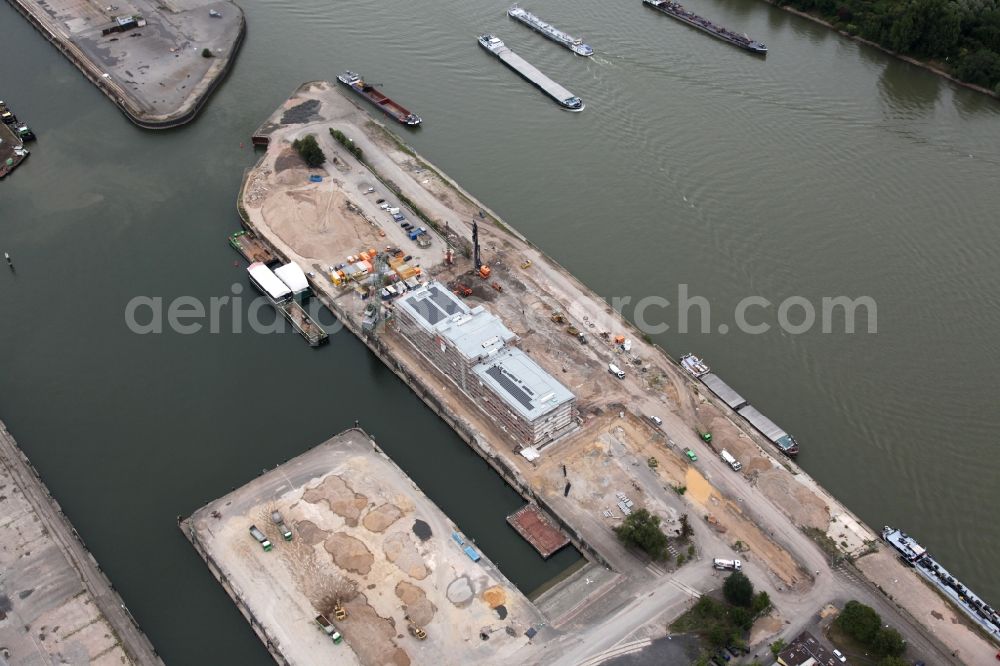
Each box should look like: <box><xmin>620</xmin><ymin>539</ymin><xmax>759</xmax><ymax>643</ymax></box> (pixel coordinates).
<box><xmin>832</xmin><ymin>649</ymin><xmax>847</xmax><ymax>663</ymax></box>
<box><xmin>684</xmin><ymin>448</ymin><xmax>698</xmax><ymax>461</ymax></box>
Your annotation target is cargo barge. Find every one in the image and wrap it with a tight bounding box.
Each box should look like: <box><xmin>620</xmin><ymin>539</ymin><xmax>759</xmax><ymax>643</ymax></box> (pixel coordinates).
<box><xmin>682</xmin><ymin>355</ymin><xmax>800</xmax><ymax>457</ymax></box>
<box><xmin>507</xmin><ymin>5</ymin><xmax>593</xmax><ymax>56</ymax></box>
<box><xmin>336</xmin><ymin>71</ymin><xmax>422</xmax><ymax>126</ymax></box>
<box><xmin>477</xmin><ymin>34</ymin><xmax>585</xmax><ymax>111</ymax></box>
<box><xmin>882</xmin><ymin>526</ymin><xmax>1000</xmax><ymax>641</ymax></box>
<box><xmin>642</xmin><ymin>0</ymin><xmax>767</xmax><ymax>55</ymax></box>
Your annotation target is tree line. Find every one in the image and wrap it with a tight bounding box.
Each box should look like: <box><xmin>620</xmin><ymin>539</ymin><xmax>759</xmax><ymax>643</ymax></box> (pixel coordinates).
<box><xmin>780</xmin><ymin>0</ymin><xmax>1000</xmax><ymax>92</ymax></box>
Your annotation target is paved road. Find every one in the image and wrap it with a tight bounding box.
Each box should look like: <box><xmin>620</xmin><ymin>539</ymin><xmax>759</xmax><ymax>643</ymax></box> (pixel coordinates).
<box><xmin>0</xmin><ymin>422</ymin><xmax>163</xmax><ymax>665</ymax></box>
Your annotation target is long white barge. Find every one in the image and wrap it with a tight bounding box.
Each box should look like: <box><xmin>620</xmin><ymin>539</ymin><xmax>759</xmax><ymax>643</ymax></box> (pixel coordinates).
<box><xmin>507</xmin><ymin>5</ymin><xmax>593</xmax><ymax>56</ymax></box>
<box><xmin>883</xmin><ymin>526</ymin><xmax>1000</xmax><ymax>640</ymax></box>
<box><xmin>477</xmin><ymin>34</ymin><xmax>585</xmax><ymax>111</ymax></box>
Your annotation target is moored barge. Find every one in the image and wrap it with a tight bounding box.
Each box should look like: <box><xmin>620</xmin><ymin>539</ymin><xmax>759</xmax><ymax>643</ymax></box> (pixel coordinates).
<box><xmin>336</xmin><ymin>71</ymin><xmax>422</xmax><ymax>126</ymax></box>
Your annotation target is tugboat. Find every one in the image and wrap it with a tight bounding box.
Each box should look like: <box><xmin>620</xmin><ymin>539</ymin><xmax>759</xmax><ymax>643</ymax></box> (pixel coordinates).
<box><xmin>15</xmin><ymin>124</ymin><xmax>35</xmax><ymax>142</ymax></box>
<box><xmin>507</xmin><ymin>5</ymin><xmax>594</xmax><ymax>56</ymax></box>
<box><xmin>336</xmin><ymin>71</ymin><xmax>422</xmax><ymax>126</ymax></box>
<box><xmin>643</xmin><ymin>0</ymin><xmax>767</xmax><ymax>55</ymax></box>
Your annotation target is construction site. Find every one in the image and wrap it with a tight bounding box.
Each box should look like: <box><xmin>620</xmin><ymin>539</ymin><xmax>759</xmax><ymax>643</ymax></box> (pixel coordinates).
<box><xmin>219</xmin><ymin>81</ymin><xmax>1000</xmax><ymax>665</ymax></box>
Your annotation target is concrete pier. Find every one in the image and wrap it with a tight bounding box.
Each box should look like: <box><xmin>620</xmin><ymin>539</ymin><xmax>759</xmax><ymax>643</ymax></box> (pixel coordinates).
<box><xmin>180</xmin><ymin>428</ymin><xmax>542</xmax><ymax>666</ymax></box>
<box><xmin>0</xmin><ymin>421</ymin><xmax>163</xmax><ymax>665</ymax></box>
<box><xmin>5</xmin><ymin>0</ymin><xmax>245</xmax><ymax>128</ymax></box>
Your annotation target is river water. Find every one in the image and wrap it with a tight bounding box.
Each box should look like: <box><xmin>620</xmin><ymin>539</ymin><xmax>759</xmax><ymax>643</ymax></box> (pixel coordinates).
<box><xmin>2</xmin><ymin>0</ymin><xmax>999</xmax><ymax>662</ymax></box>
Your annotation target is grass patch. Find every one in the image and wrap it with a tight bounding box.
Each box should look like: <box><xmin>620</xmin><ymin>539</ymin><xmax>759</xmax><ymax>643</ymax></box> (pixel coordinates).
<box><xmin>802</xmin><ymin>526</ymin><xmax>846</xmax><ymax>563</ymax></box>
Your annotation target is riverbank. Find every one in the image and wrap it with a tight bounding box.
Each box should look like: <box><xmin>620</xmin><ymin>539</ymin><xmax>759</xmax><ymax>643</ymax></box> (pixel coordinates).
<box><xmin>0</xmin><ymin>421</ymin><xmax>163</xmax><ymax>664</ymax></box>
<box><xmin>4</xmin><ymin>0</ymin><xmax>245</xmax><ymax>128</ymax></box>
<box><xmin>766</xmin><ymin>0</ymin><xmax>999</xmax><ymax>100</ymax></box>
<box><xmin>234</xmin><ymin>82</ymin><xmax>997</xmax><ymax>664</ymax></box>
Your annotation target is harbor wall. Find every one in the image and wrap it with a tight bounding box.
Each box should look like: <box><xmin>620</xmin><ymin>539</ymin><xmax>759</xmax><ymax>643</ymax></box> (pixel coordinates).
<box><xmin>181</xmin><ymin>517</ymin><xmax>291</xmax><ymax>665</ymax></box>
<box><xmin>0</xmin><ymin>421</ymin><xmax>165</xmax><ymax>665</ymax></box>
<box><xmin>3</xmin><ymin>0</ymin><xmax>246</xmax><ymax>129</ymax></box>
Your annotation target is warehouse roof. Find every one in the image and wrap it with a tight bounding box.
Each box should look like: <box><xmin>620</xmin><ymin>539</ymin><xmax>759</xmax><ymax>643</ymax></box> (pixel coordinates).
<box><xmin>473</xmin><ymin>348</ymin><xmax>574</xmax><ymax>421</ymax></box>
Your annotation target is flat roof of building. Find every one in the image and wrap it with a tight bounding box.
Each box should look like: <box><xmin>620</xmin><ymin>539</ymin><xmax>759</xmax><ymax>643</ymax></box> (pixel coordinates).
<box><xmin>397</xmin><ymin>282</ymin><xmax>469</xmax><ymax>328</ymax></box>
<box><xmin>397</xmin><ymin>282</ymin><xmax>516</xmax><ymax>361</ymax></box>
<box><xmin>473</xmin><ymin>347</ymin><xmax>574</xmax><ymax>422</ymax></box>
<box><xmin>777</xmin><ymin>630</ymin><xmax>837</xmax><ymax>666</ymax></box>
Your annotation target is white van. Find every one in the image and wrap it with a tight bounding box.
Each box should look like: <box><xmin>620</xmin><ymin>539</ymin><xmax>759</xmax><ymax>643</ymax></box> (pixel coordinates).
<box><xmin>608</xmin><ymin>363</ymin><xmax>625</xmax><ymax>379</ymax></box>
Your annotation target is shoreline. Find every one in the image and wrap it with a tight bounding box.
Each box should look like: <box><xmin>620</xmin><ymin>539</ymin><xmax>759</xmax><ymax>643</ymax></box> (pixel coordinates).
<box><xmin>766</xmin><ymin>0</ymin><xmax>999</xmax><ymax>100</ymax></box>
<box><xmin>235</xmin><ymin>83</ymin><xmax>997</xmax><ymax>663</ymax></box>
<box><xmin>4</xmin><ymin>0</ymin><xmax>246</xmax><ymax>128</ymax></box>
<box><xmin>0</xmin><ymin>421</ymin><xmax>163</xmax><ymax>664</ymax></box>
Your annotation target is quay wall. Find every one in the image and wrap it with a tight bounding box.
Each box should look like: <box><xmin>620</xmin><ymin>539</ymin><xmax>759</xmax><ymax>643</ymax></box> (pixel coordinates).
<box><xmin>0</xmin><ymin>421</ymin><xmax>165</xmax><ymax>665</ymax></box>
<box><xmin>4</xmin><ymin>0</ymin><xmax>246</xmax><ymax>128</ymax></box>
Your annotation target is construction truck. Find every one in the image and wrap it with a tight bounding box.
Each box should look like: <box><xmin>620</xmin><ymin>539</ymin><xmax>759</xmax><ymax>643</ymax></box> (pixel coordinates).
<box><xmin>407</xmin><ymin>624</ymin><xmax>427</xmax><ymax>640</ymax></box>
<box><xmin>333</xmin><ymin>603</ymin><xmax>347</xmax><ymax>621</ymax></box>
<box><xmin>248</xmin><ymin>525</ymin><xmax>272</xmax><ymax>551</ymax></box>
<box><xmin>720</xmin><ymin>449</ymin><xmax>742</xmax><ymax>472</ymax></box>
<box><xmin>271</xmin><ymin>511</ymin><xmax>292</xmax><ymax>541</ymax></box>
<box><xmin>315</xmin><ymin>615</ymin><xmax>343</xmax><ymax>644</ymax></box>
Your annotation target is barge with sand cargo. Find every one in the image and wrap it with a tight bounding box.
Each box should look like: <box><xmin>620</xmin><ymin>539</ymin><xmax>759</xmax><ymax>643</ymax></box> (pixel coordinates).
<box><xmin>507</xmin><ymin>5</ymin><xmax>593</xmax><ymax>56</ymax></box>
<box><xmin>642</xmin><ymin>0</ymin><xmax>767</xmax><ymax>55</ymax></box>
<box><xmin>478</xmin><ymin>34</ymin><xmax>585</xmax><ymax>111</ymax></box>
<box><xmin>682</xmin><ymin>354</ymin><xmax>800</xmax><ymax>456</ymax></box>
<box><xmin>337</xmin><ymin>71</ymin><xmax>422</xmax><ymax>126</ymax></box>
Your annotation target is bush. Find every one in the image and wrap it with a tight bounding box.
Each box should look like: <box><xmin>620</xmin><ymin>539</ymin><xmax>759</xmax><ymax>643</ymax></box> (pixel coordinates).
<box><xmin>613</xmin><ymin>508</ymin><xmax>669</xmax><ymax>560</ymax></box>
<box><xmin>723</xmin><ymin>571</ymin><xmax>755</xmax><ymax>608</ymax></box>
<box><xmin>329</xmin><ymin>128</ymin><xmax>364</xmax><ymax>161</ymax></box>
<box><xmin>201</xmin><ymin>48</ymin><xmax>213</xmax><ymax>58</ymax></box>
<box><xmin>751</xmin><ymin>591</ymin><xmax>772</xmax><ymax>615</ymax></box>
<box><xmin>292</xmin><ymin>134</ymin><xmax>326</xmax><ymax>168</ymax></box>
<box><xmin>836</xmin><ymin>600</ymin><xmax>882</xmax><ymax>644</ymax></box>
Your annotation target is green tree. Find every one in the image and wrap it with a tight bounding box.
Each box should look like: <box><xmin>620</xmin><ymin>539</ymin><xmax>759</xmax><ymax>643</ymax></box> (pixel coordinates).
<box><xmin>680</xmin><ymin>513</ymin><xmax>693</xmax><ymax>539</ymax></box>
<box><xmin>723</xmin><ymin>571</ymin><xmax>755</xmax><ymax>608</ymax></box>
<box><xmin>201</xmin><ymin>48</ymin><xmax>213</xmax><ymax>58</ymax></box>
<box><xmin>613</xmin><ymin>508</ymin><xmax>669</xmax><ymax>560</ymax></box>
<box><xmin>729</xmin><ymin>605</ymin><xmax>754</xmax><ymax>631</ymax></box>
<box><xmin>751</xmin><ymin>590</ymin><xmax>772</xmax><ymax>616</ymax></box>
<box><xmin>770</xmin><ymin>638</ymin><xmax>786</xmax><ymax>658</ymax></box>
<box><xmin>956</xmin><ymin>49</ymin><xmax>1000</xmax><ymax>88</ymax></box>
<box><xmin>707</xmin><ymin>622</ymin><xmax>732</xmax><ymax>647</ymax></box>
<box><xmin>292</xmin><ymin>134</ymin><xmax>326</xmax><ymax>168</ymax></box>
<box><xmin>836</xmin><ymin>600</ymin><xmax>882</xmax><ymax>644</ymax></box>
<box><xmin>872</xmin><ymin>627</ymin><xmax>906</xmax><ymax>657</ymax></box>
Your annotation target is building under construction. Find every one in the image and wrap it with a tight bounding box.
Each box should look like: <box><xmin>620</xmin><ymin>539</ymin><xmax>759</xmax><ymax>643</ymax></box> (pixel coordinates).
<box><xmin>395</xmin><ymin>282</ymin><xmax>575</xmax><ymax>445</ymax></box>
